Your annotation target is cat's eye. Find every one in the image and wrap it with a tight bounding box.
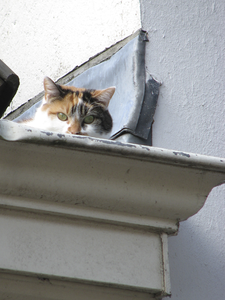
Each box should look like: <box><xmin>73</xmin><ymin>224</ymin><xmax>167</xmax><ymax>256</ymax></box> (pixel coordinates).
<box><xmin>84</xmin><ymin>115</ymin><xmax>95</xmax><ymax>124</ymax></box>
<box><xmin>57</xmin><ymin>112</ymin><xmax>68</xmax><ymax>121</ymax></box>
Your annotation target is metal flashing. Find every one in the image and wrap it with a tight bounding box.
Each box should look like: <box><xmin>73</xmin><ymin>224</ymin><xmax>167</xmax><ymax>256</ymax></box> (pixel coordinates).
<box><xmin>7</xmin><ymin>30</ymin><xmax>160</xmax><ymax>145</ymax></box>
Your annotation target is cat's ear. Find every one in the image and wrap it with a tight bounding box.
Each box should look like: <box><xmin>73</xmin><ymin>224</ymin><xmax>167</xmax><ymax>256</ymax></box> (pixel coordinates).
<box><xmin>93</xmin><ymin>87</ymin><xmax>116</xmax><ymax>108</ymax></box>
<box><xmin>43</xmin><ymin>77</ymin><xmax>61</xmax><ymax>102</ymax></box>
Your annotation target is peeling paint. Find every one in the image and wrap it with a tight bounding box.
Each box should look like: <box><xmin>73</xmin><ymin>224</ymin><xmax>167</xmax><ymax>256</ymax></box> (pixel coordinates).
<box><xmin>173</xmin><ymin>151</ymin><xmax>190</xmax><ymax>158</ymax></box>
<box><xmin>57</xmin><ymin>134</ymin><xmax>65</xmax><ymax>138</ymax></box>
<box><xmin>37</xmin><ymin>277</ymin><xmax>52</xmax><ymax>284</ymax></box>
<box><xmin>41</xmin><ymin>131</ymin><xmax>53</xmax><ymax>137</ymax></box>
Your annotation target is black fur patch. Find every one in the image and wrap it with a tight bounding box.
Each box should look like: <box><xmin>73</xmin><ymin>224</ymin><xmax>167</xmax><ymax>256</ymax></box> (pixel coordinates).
<box><xmin>82</xmin><ymin>91</ymin><xmax>94</xmax><ymax>103</ymax></box>
<box><xmin>57</xmin><ymin>85</ymin><xmax>72</xmax><ymax>97</ymax></box>
<box><xmin>85</xmin><ymin>105</ymin><xmax>112</xmax><ymax>133</ymax></box>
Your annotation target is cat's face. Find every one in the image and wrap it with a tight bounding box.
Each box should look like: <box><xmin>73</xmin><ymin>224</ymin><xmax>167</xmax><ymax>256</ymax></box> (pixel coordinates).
<box><xmin>40</xmin><ymin>77</ymin><xmax>115</xmax><ymax>138</ymax></box>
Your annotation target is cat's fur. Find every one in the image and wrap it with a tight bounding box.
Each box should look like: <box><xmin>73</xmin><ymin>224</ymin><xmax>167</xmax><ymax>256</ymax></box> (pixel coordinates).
<box><xmin>18</xmin><ymin>77</ymin><xmax>115</xmax><ymax>138</ymax></box>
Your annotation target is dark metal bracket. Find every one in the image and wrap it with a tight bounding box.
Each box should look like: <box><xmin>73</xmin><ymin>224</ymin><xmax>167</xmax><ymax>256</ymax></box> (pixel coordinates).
<box><xmin>0</xmin><ymin>60</ymin><xmax>20</xmax><ymax>118</ymax></box>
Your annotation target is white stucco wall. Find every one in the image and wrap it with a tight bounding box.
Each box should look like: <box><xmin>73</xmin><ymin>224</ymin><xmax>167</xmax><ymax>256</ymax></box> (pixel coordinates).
<box><xmin>0</xmin><ymin>0</ymin><xmax>141</xmax><ymax>114</ymax></box>
<box><xmin>140</xmin><ymin>0</ymin><xmax>225</xmax><ymax>299</ymax></box>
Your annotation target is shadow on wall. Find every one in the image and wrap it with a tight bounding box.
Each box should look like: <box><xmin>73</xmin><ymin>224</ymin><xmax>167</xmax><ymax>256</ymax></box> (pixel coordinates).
<box><xmin>167</xmin><ymin>185</ymin><xmax>225</xmax><ymax>300</ymax></box>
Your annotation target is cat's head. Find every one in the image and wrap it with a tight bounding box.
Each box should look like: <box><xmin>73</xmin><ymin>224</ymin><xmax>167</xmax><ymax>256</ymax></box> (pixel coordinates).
<box><xmin>41</xmin><ymin>77</ymin><xmax>115</xmax><ymax>138</ymax></box>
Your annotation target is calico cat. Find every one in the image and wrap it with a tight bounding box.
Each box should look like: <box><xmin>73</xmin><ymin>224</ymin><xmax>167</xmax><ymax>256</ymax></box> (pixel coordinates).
<box><xmin>17</xmin><ymin>77</ymin><xmax>115</xmax><ymax>138</ymax></box>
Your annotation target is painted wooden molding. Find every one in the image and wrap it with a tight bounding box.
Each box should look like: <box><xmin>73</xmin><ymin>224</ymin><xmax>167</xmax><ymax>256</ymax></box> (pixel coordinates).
<box><xmin>0</xmin><ymin>120</ymin><xmax>224</xmax><ymax>299</ymax></box>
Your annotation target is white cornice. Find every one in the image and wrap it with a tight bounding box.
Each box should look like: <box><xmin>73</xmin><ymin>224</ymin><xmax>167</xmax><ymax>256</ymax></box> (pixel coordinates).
<box><xmin>0</xmin><ymin>120</ymin><xmax>224</xmax><ymax>228</ymax></box>
<box><xmin>0</xmin><ymin>120</ymin><xmax>225</xmax><ymax>298</ymax></box>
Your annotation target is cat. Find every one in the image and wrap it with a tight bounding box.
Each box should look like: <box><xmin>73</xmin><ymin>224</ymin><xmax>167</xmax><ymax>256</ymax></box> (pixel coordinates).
<box><xmin>17</xmin><ymin>77</ymin><xmax>115</xmax><ymax>138</ymax></box>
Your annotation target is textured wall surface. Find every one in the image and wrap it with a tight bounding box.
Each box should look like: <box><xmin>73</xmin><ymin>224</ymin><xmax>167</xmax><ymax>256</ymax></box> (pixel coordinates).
<box><xmin>140</xmin><ymin>0</ymin><xmax>225</xmax><ymax>299</ymax></box>
<box><xmin>0</xmin><ymin>0</ymin><xmax>141</xmax><ymax>114</ymax></box>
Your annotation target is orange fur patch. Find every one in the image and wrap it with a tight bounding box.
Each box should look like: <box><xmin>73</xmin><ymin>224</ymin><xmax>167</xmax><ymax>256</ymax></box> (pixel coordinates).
<box><xmin>42</xmin><ymin>92</ymin><xmax>80</xmax><ymax>117</ymax></box>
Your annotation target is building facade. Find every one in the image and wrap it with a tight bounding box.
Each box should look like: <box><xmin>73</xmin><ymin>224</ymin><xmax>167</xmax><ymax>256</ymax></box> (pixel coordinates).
<box><xmin>0</xmin><ymin>1</ymin><xmax>225</xmax><ymax>299</ymax></box>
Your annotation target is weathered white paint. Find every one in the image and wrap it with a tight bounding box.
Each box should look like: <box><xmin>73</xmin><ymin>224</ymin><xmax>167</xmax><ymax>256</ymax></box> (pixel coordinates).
<box><xmin>1</xmin><ymin>127</ymin><xmax>224</xmax><ymax>223</ymax></box>
<box><xmin>0</xmin><ymin>208</ymin><xmax>162</xmax><ymax>291</ymax></box>
<box><xmin>0</xmin><ymin>0</ymin><xmax>141</xmax><ymax>114</ymax></box>
<box><xmin>140</xmin><ymin>0</ymin><xmax>225</xmax><ymax>299</ymax></box>
<box><xmin>0</xmin><ymin>273</ymin><xmax>156</xmax><ymax>300</ymax></box>
<box><xmin>0</xmin><ymin>125</ymin><xmax>224</xmax><ymax>298</ymax></box>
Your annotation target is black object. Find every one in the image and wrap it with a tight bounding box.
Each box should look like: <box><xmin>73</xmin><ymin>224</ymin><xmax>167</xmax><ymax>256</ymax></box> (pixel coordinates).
<box><xmin>0</xmin><ymin>60</ymin><xmax>20</xmax><ymax>118</ymax></box>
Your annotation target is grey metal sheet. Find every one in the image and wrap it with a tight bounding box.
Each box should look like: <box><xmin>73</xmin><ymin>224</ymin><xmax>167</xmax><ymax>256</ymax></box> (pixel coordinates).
<box><xmin>68</xmin><ymin>31</ymin><xmax>147</xmax><ymax>139</ymax></box>
<box><xmin>11</xmin><ymin>30</ymin><xmax>160</xmax><ymax>145</ymax></box>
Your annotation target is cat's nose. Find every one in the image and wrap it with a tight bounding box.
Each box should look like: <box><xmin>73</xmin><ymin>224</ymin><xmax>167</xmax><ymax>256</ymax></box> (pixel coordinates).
<box><xmin>69</xmin><ymin>130</ymin><xmax>81</xmax><ymax>135</ymax></box>
<box><xmin>68</xmin><ymin>124</ymin><xmax>81</xmax><ymax>135</ymax></box>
